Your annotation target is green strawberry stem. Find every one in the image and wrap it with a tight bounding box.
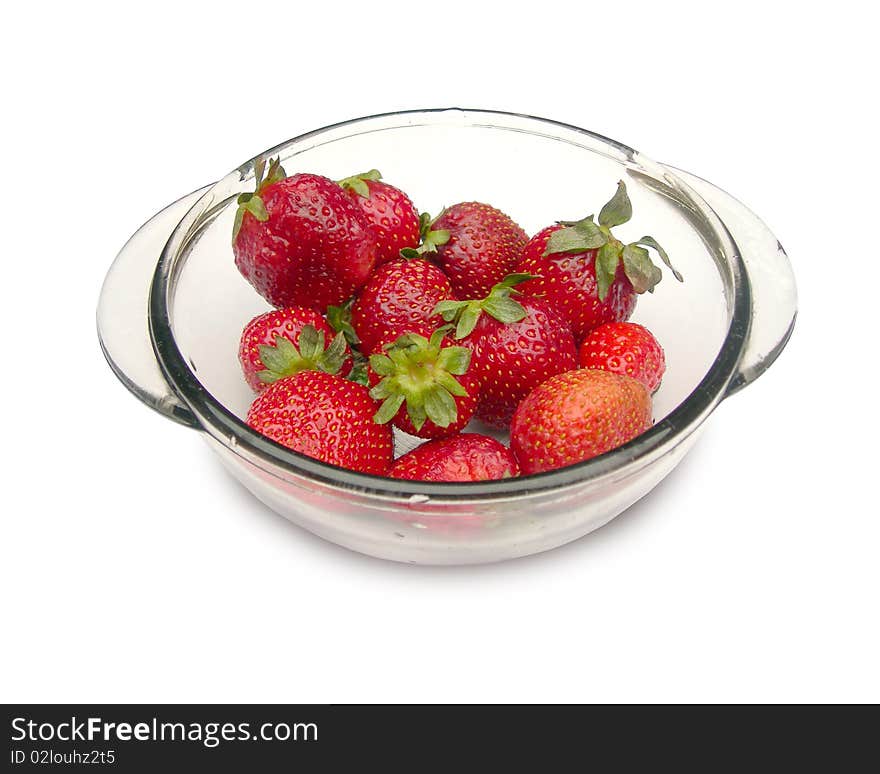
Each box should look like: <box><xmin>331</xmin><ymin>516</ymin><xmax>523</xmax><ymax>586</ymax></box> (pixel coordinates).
<box><xmin>257</xmin><ymin>324</ymin><xmax>348</xmax><ymax>385</ymax></box>
<box><xmin>232</xmin><ymin>156</ymin><xmax>286</xmax><ymax>243</ymax></box>
<box><xmin>337</xmin><ymin>169</ymin><xmax>382</xmax><ymax>198</ymax></box>
<box><xmin>369</xmin><ymin>329</ymin><xmax>472</xmax><ymax>431</ymax></box>
<box><xmin>399</xmin><ymin>210</ymin><xmax>450</xmax><ymax>260</ymax></box>
<box><xmin>543</xmin><ymin>180</ymin><xmax>683</xmax><ymax>299</ymax></box>
<box><xmin>433</xmin><ymin>273</ymin><xmax>536</xmax><ymax>339</ymax></box>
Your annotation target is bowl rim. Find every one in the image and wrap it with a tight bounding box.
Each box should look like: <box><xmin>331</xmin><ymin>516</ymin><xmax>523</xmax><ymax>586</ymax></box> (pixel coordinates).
<box><xmin>149</xmin><ymin>108</ymin><xmax>751</xmax><ymax>500</ymax></box>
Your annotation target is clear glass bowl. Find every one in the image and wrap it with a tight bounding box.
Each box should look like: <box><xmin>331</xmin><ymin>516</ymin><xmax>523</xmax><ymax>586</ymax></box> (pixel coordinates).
<box><xmin>97</xmin><ymin>109</ymin><xmax>796</xmax><ymax>564</ymax></box>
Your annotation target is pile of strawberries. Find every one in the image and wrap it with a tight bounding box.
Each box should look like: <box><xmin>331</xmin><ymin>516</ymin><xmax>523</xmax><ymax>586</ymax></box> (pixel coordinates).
<box><xmin>232</xmin><ymin>158</ymin><xmax>681</xmax><ymax>482</ymax></box>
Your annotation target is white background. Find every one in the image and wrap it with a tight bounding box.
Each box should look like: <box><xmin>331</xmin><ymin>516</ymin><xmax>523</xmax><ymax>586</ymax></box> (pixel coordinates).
<box><xmin>1</xmin><ymin>2</ymin><xmax>876</xmax><ymax>703</ymax></box>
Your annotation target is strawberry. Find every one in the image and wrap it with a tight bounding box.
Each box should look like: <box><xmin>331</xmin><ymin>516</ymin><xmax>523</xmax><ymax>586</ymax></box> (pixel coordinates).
<box><xmin>388</xmin><ymin>433</ymin><xmax>520</xmax><ymax>482</ymax></box>
<box><xmin>369</xmin><ymin>327</ymin><xmax>479</xmax><ymax>439</ymax></box>
<box><xmin>232</xmin><ymin>157</ymin><xmax>377</xmax><ymax>311</ymax></box>
<box><xmin>510</xmin><ymin>369</ymin><xmax>652</xmax><ymax>475</ymax></box>
<box><xmin>238</xmin><ymin>307</ymin><xmax>351</xmax><ymax>392</ymax></box>
<box><xmin>246</xmin><ymin>370</ymin><xmax>393</xmax><ymax>475</ymax></box>
<box><xmin>515</xmin><ymin>181</ymin><xmax>682</xmax><ymax>342</ymax></box>
<box><xmin>337</xmin><ymin>170</ymin><xmax>421</xmax><ymax>265</ymax></box>
<box><xmin>578</xmin><ymin>322</ymin><xmax>666</xmax><ymax>393</ymax></box>
<box><xmin>417</xmin><ymin>202</ymin><xmax>528</xmax><ymax>300</ymax></box>
<box><xmin>350</xmin><ymin>256</ymin><xmax>455</xmax><ymax>356</ymax></box>
<box><xmin>434</xmin><ymin>275</ymin><xmax>578</xmax><ymax>428</ymax></box>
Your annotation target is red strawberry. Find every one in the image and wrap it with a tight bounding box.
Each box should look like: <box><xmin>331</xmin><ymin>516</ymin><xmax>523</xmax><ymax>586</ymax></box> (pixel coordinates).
<box><xmin>515</xmin><ymin>181</ymin><xmax>682</xmax><ymax>341</ymax></box>
<box><xmin>232</xmin><ymin>157</ymin><xmax>377</xmax><ymax>311</ymax></box>
<box><xmin>434</xmin><ymin>275</ymin><xmax>578</xmax><ymax>428</ymax></box>
<box><xmin>350</xmin><ymin>256</ymin><xmax>455</xmax><ymax>356</ymax></box>
<box><xmin>418</xmin><ymin>202</ymin><xmax>528</xmax><ymax>300</ymax></box>
<box><xmin>246</xmin><ymin>370</ymin><xmax>393</xmax><ymax>475</ymax></box>
<box><xmin>389</xmin><ymin>433</ymin><xmax>519</xmax><ymax>482</ymax></box>
<box><xmin>510</xmin><ymin>369</ymin><xmax>652</xmax><ymax>475</ymax></box>
<box><xmin>578</xmin><ymin>322</ymin><xmax>666</xmax><ymax>393</ymax></box>
<box><xmin>238</xmin><ymin>307</ymin><xmax>351</xmax><ymax>392</ymax></box>
<box><xmin>369</xmin><ymin>327</ymin><xmax>479</xmax><ymax>439</ymax></box>
<box><xmin>337</xmin><ymin>170</ymin><xmax>420</xmax><ymax>265</ymax></box>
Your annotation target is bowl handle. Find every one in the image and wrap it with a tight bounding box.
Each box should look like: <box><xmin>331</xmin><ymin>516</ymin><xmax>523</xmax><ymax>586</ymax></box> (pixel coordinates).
<box><xmin>97</xmin><ymin>187</ymin><xmax>213</xmax><ymax>428</ymax></box>
<box><xmin>663</xmin><ymin>166</ymin><xmax>797</xmax><ymax>397</ymax></box>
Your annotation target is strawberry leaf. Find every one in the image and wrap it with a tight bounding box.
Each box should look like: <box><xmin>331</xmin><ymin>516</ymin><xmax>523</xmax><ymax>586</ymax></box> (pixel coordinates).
<box><xmin>435</xmin><ymin>275</ymin><xmax>538</xmax><ymax>338</ymax></box>
<box><xmin>255</xmin><ymin>326</ymin><xmax>347</xmax><ymax>384</ymax></box>
<box><xmin>369</xmin><ymin>379</ymin><xmax>395</xmax><ymax>400</ymax></box>
<box><xmin>423</xmin><ymin>386</ymin><xmax>457</xmax><ymax>428</ymax></box>
<box><xmin>598</xmin><ymin>181</ymin><xmax>632</xmax><ymax>228</ymax></box>
<box><xmin>297</xmin><ymin>325</ymin><xmax>322</xmax><ymax>361</ymax></box>
<box><xmin>595</xmin><ymin>242</ymin><xmax>622</xmax><ymax>301</ymax></box>
<box><xmin>635</xmin><ymin>236</ymin><xmax>683</xmax><ymax>282</ymax></box>
<box><xmin>423</xmin><ymin>228</ymin><xmax>450</xmax><ymax>250</ymax></box>
<box><xmin>433</xmin><ymin>300</ymin><xmax>470</xmax><ymax>322</ymax></box>
<box><xmin>434</xmin><ymin>371</ymin><xmax>468</xmax><ymax>397</ymax></box>
<box><xmin>402</xmin><ymin>212</ymin><xmax>450</xmax><ymax>258</ymax></box>
<box><xmin>373</xmin><ymin>393</ymin><xmax>406</xmax><ymax>425</ymax></box>
<box><xmin>346</xmin><ymin>351</ymin><xmax>369</xmax><ymax>386</ymax></box>
<box><xmin>544</xmin><ymin>216</ymin><xmax>607</xmax><ymax>256</ymax></box>
<box><xmin>337</xmin><ymin>169</ymin><xmax>382</xmax><ymax>198</ymax></box>
<box><xmin>496</xmin><ymin>273</ymin><xmax>536</xmax><ymax>288</ymax></box>
<box><xmin>405</xmin><ymin>398</ymin><xmax>428</xmax><ymax>431</ymax></box>
<box><xmin>262</xmin><ymin>157</ymin><xmax>287</xmax><ymax>188</ymax></box>
<box><xmin>482</xmin><ymin>295</ymin><xmax>526</xmax><ymax>324</ymax></box>
<box><xmin>246</xmin><ymin>197</ymin><xmax>268</xmax><ymax>222</ymax></box>
<box><xmin>427</xmin><ymin>328</ymin><xmax>448</xmax><ymax>351</ymax></box>
<box><xmin>621</xmin><ymin>244</ymin><xmax>662</xmax><ymax>294</ymax></box>
<box><xmin>369</xmin><ymin>354</ymin><xmax>394</xmax><ymax>377</ymax></box>
<box><xmin>231</xmin><ymin>156</ymin><xmax>285</xmax><ymax>243</ymax></box>
<box><xmin>436</xmin><ymin>346</ymin><xmax>472</xmax><ymax>375</ymax></box>
<box><xmin>327</xmin><ymin>300</ymin><xmax>360</xmax><ymax>346</ymax></box>
<box><xmin>320</xmin><ymin>331</ymin><xmax>349</xmax><ymax>374</ymax></box>
<box><xmin>252</xmin><ymin>157</ymin><xmax>266</xmax><ymax>188</ymax></box>
<box><xmin>232</xmin><ymin>207</ymin><xmax>246</xmax><ymax>244</ymax></box>
<box><xmin>455</xmin><ymin>304</ymin><xmax>482</xmax><ymax>339</ymax></box>
<box><xmin>258</xmin><ymin>336</ymin><xmax>296</xmax><ymax>374</ymax></box>
<box><xmin>346</xmin><ymin>178</ymin><xmax>370</xmax><ymax>198</ymax></box>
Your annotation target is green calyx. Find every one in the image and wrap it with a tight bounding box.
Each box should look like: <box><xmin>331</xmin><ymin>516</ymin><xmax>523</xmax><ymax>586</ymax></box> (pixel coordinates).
<box><xmin>337</xmin><ymin>169</ymin><xmax>382</xmax><ymax>198</ymax></box>
<box><xmin>232</xmin><ymin>156</ymin><xmax>286</xmax><ymax>243</ymax></box>
<box><xmin>326</xmin><ymin>297</ymin><xmax>360</xmax><ymax>346</ymax></box>
<box><xmin>399</xmin><ymin>210</ymin><xmax>451</xmax><ymax>260</ymax></box>
<box><xmin>369</xmin><ymin>329</ymin><xmax>472</xmax><ymax>431</ymax></box>
<box><xmin>326</xmin><ymin>298</ymin><xmax>369</xmax><ymax>385</ymax></box>
<box><xmin>432</xmin><ymin>273</ymin><xmax>535</xmax><ymax>339</ymax></box>
<box><xmin>346</xmin><ymin>351</ymin><xmax>370</xmax><ymax>387</ymax></box>
<box><xmin>543</xmin><ymin>180</ymin><xmax>683</xmax><ymax>300</ymax></box>
<box><xmin>256</xmin><ymin>325</ymin><xmax>348</xmax><ymax>385</ymax></box>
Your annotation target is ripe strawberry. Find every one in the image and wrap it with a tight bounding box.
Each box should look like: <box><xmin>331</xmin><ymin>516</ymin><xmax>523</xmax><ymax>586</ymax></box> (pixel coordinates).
<box><xmin>578</xmin><ymin>322</ymin><xmax>666</xmax><ymax>393</ymax></box>
<box><xmin>435</xmin><ymin>275</ymin><xmax>578</xmax><ymax>428</ymax></box>
<box><xmin>238</xmin><ymin>307</ymin><xmax>351</xmax><ymax>392</ymax></box>
<box><xmin>388</xmin><ymin>434</ymin><xmax>520</xmax><ymax>482</ymax></box>
<box><xmin>232</xmin><ymin>157</ymin><xmax>377</xmax><ymax>311</ymax></box>
<box><xmin>337</xmin><ymin>169</ymin><xmax>420</xmax><ymax>265</ymax></box>
<box><xmin>246</xmin><ymin>370</ymin><xmax>393</xmax><ymax>475</ymax></box>
<box><xmin>418</xmin><ymin>202</ymin><xmax>528</xmax><ymax>299</ymax></box>
<box><xmin>369</xmin><ymin>327</ymin><xmax>479</xmax><ymax>439</ymax></box>
<box><xmin>510</xmin><ymin>369</ymin><xmax>652</xmax><ymax>475</ymax></box>
<box><xmin>515</xmin><ymin>181</ymin><xmax>682</xmax><ymax>341</ymax></box>
<box><xmin>350</xmin><ymin>256</ymin><xmax>455</xmax><ymax>356</ymax></box>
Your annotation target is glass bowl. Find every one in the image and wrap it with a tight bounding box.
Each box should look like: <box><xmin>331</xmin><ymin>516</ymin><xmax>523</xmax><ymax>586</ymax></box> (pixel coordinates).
<box><xmin>97</xmin><ymin>109</ymin><xmax>796</xmax><ymax>564</ymax></box>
